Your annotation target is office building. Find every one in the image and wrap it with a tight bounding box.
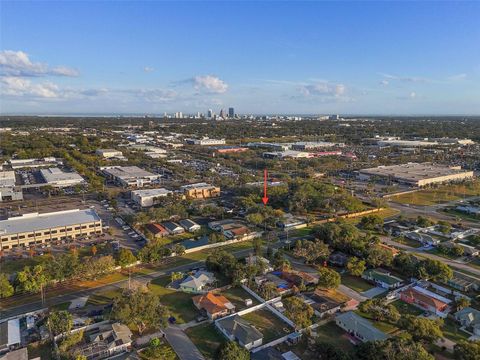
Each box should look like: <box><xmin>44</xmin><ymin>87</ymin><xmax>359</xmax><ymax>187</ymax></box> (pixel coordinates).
<box><xmin>207</xmin><ymin>109</ymin><xmax>213</xmax><ymax>118</ymax></box>
<box><xmin>131</xmin><ymin>188</ymin><xmax>173</xmax><ymax>207</ymax></box>
<box><xmin>0</xmin><ymin>209</ymin><xmax>102</xmax><ymax>249</ymax></box>
<box><xmin>5</xmin><ymin>157</ymin><xmax>62</xmax><ymax>169</ymax></box>
<box><xmin>95</xmin><ymin>149</ymin><xmax>126</xmax><ymax>160</ymax></box>
<box><xmin>0</xmin><ymin>187</ymin><xmax>23</xmax><ymax>202</ymax></box>
<box><xmin>0</xmin><ymin>171</ymin><xmax>16</xmax><ymax>187</ymax></box>
<box><xmin>39</xmin><ymin>168</ymin><xmax>85</xmax><ymax>188</ymax></box>
<box><xmin>357</xmin><ymin>163</ymin><xmax>474</xmax><ymax>187</ymax></box>
<box><xmin>101</xmin><ymin>166</ymin><xmax>159</xmax><ymax>188</ymax></box>
<box><xmin>228</xmin><ymin>107</ymin><xmax>235</xmax><ymax>118</ymax></box>
<box><xmin>185</xmin><ymin>138</ymin><xmax>226</xmax><ymax>146</ymax></box>
<box><xmin>181</xmin><ymin>182</ymin><xmax>220</xmax><ymax>199</ymax></box>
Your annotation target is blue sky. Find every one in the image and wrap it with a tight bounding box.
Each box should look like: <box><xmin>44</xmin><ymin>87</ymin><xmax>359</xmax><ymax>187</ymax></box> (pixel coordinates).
<box><xmin>1</xmin><ymin>1</ymin><xmax>479</xmax><ymax>115</ymax></box>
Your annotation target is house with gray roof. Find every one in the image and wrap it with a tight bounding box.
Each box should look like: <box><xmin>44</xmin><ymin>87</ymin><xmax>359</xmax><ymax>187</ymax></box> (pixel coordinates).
<box><xmin>179</xmin><ymin>270</ymin><xmax>215</xmax><ymax>293</ymax></box>
<box><xmin>362</xmin><ymin>269</ymin><xmax>403</xmax><ymax>289</ymax></box>
<box><xmin>179</xmin><ymin>219</ymin><xmax>201</xmax><ymax>232</ymax></box>
<box><xmin>216</xmin><ymin>315</ymin><xmax>263</xmax><ymax>350</ymax></box>
<box><xmin>454</xmin><ymin>307</ymin><xmax>480</xmax><ymax>336</ymax></box>
<box><xmin>335</xmin><ymin>311</ymin><xmax>388</xmax><ymax>343</ymax></box>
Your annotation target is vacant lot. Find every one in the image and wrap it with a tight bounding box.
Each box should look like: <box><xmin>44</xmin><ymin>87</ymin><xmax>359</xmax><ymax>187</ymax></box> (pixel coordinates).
<box><xmin>242</xmin><ymin>308</ymin><xmax>291</xmax><ymax>342</ymax></box>
<box><xmin>149</xmin><ymin>276</ymin><xmax>198</xmax><ymax>324</ymax></box>
<box><xmin>391</xmin><ymin>182</ymin><xmax>480</xmax><ymax>206</ymax></box>
<box><xmin>185</xmin><ymin>323</ymin><xmax>225</xmax><ymax>359</ymax></box>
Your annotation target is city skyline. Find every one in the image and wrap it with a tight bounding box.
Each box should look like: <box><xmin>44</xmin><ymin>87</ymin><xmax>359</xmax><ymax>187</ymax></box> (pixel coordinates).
<box><xmin>1</xmin><ymin>1</ymin><xmax>480</xmax><ymax>115</ymax></box>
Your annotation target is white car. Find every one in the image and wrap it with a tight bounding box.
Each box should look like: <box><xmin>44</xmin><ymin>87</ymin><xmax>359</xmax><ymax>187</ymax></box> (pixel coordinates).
<box><xmin>131</xmin><ymin>234</ymin><xmax>139</xmax><ymax>239</ymax></box>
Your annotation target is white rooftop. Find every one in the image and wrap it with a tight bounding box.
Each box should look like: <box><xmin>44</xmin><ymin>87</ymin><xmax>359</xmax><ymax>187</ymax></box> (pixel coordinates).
<box><xmin>40</xmin><ymin>167</ymin><xmax>84</xmax><ymax>183</ymax></box>
<box><xmin>0</xmin><ymin>209</ymin><xmax>101</xmax><ymax>235</ymax></box>
<box><xmin>131</xmin><ymin>188</ymin><xmax>172</xmax><ymax>197</ymax></box>
<box><xmin>103</xmin><ymin>166</ymin><xmax>157</xmax><ymax>179</ymax></box>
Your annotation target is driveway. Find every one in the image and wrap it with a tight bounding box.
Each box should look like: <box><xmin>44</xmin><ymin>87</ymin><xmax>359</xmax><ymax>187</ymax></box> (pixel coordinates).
<box><xmin>164</xmin><ymin>325</ymin><xmax>205</xmax><ymax>360</ymax></box>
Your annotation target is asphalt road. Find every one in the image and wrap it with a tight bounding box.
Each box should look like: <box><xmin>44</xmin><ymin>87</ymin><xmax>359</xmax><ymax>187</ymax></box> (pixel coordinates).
<box><xmin>0</xmin><ymin>248</ymin><xmax>256</xmax><ymax>320</ymax></box>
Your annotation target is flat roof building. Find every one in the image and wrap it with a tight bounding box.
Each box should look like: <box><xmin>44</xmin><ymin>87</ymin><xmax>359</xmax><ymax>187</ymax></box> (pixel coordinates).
<box><xmin>131</xmin><ymin>188</ymin><xmax>173</xmax><ymax>207</ymax></box>
<box><xmin>185</xmin><ymin>138</ymin><xmax>226</xmax><ymax>146</ymax></box>
<box><xmin>0</xmin><ymin>171</ymin><xmax>16</xmax><ymax>187</ymax></box>
<box><xmin>95</xmin><ymin>149</ymin><xmax>126</xmax><ymax>160</ymax></box>
<box><xmin>5</xmin><ymin>157</ymin><xmax>62</xmax><ymax>169</ymax></box>
<box><xmin>102</xmin><ymin>166</ymin><xmax>159</xmax><ymax>188</ymax></box>
<box><xmin>358</xmin><ymin>163</ymin><xmax>474</xmax><ymax>187</ymax></box>
<box><xmin>40</xmin><ymin>167</ymin><xmax>85</xmax><ymax>188</ymax></box>
<box><xmin>0</xmin><ymin>208</ymin><xmax>102</xmax><ymax>249</ymax></box>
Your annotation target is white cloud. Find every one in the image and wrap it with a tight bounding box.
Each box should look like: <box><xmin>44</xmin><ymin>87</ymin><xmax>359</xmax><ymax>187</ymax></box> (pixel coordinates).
<box><xmin>0</xmin><ymin>50</ymin><xmax>79</xmax><ymax>77</ymax></box>
<box><xmin>192</xmin><ymin>75</ymin><xmax>228</xmax><ymax>93</ymax></box>
<box><xmin>410</xmin><ymin>91</ymin><xmax>417</xmax><ymax>98</ymax></box>
<box><xmin>143</xmin><ymin>66</ymin><xmax>155</xmax><ymax>73</ymax></box>
<box><xmin>447</xmin><ymin>73</ymin><xmax>467</xmax><ymax>81</ymax></box>
<box><xmin>298</xmin><ymin>81</ymin><xmax>346</xmax><ymax>97</ymax></box>
<box><xmin>379</xmin><ymin>73</ymin><xmax>428</xmax><ymax>83</ymax></box>
<box><xmin>380</xmin><ymin>79</ymin><xmax>389</xmax><ymax>86</ymax></box>
<box><xmin>1</xmin><ymin>77</ymin><xmax>60</xmax><ymax>98</ymax></box>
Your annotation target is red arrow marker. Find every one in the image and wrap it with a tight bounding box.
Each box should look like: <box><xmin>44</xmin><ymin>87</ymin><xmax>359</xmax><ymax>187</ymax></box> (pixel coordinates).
<box><xmin>262</xmin><ymin>168</ymin><xmax>269</xmax><ymax>205</ymax></box>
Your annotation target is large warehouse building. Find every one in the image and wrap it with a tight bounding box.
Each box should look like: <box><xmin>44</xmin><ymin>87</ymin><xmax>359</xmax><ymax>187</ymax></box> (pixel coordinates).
<box><xmin>358</xmin><ymin>163</ymin><xmax>474</xmax><ymax>187</ymax></box>
<box><xmin>101</xmin><ymin>166</ymin><xmax>159</xmax><ymax>188</ymax></box>
<box><xmin>131</xmin><ymin>188</ymin><xmax>173</xmax><ymax>207</ymax></box>
<box><xmin>0</xmin><ymin>209</ymin><xmax>102</xmax><ymax>249</ymax></box>
<box><xmin>40</xmin><ymin>168</ymin><xmax>85</xmax><ymax>188</ymax></box>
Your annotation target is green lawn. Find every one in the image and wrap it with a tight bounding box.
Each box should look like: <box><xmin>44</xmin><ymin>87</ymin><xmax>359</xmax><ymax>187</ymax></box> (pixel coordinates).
<box><xmin>391</xmin><ymin>300</ymin><xmax>423</xmax><ymax>316</ymax></box>
<box><xmin>391</xmin><ymin>181</ymin><xmax>480</xmax><ymax>206</ymax></box>
<box><xmin>220</xmin><ymin>287</ymin><xmax>259</xmax><ymax>311</ymax></box>
<box><xmin>340</xmin><ymin>273</ymin><xmax>374</xmax><ymax>293</ymax></box>
<box><xmin>149</xmin><ymin>276</ymin><xmax>198</xmax><ymax>324</ymax></box>
<box><xmin>51</xmin><ymin>302</ymin><xmax>71</xmax><ymax>310</ymax></box>
<box><xmin>355</xmin><ymin>310</ymin><xmax>399</xmax><ymax>335</ymax></box>
<box><xmin>314</xmin><ymin>321</ymin><xmax>356</xmax><ymax>354</ymax></box>
<box><xmin>185</xmin><ymin>323</ymin><xmax>225</xmax><ymax>359</ymax></box>
<box><xmin>442</xmin><ymin>317</ymin><xmax>471</xmax><ymax>343</ymax></box>
<box><xmin>87</xmin><ymin>288</ymin><xmax>121</xmax><ymax>305</ymax></box>
<box><xmin>242</xmin><ymin>309</ymin><xmax>291</xmax><ymax>342</ymax></box>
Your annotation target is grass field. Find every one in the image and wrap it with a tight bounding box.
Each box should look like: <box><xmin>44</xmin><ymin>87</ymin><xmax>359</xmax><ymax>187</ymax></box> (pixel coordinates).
<box><xmin>149</xmin><ymin>276</ymin><xmax>198</xmax><ymax>324</ymax></box>
<box><xmin>340</xmin><ymin>273</ymin><xmax>374</xmax><ymax>293</ymax></box>
<box><xmin>314</xmin><ymin>321</ymin><xmax>356</xmax><ymax>354</ymax></box>
<box><xmin>390</xmin><ymin>181</ymin><xmax>480</xmax><ymax>206</ymax></box>
<box><xmin>221</xmin><ymin>286</ymin><xmax>259</xmax><ymax>310</ymax></box>
<box><xmin>185</xmin><ymin>323</ymin><xmax>225</xmax><ymax>359</ymax></box>
<box><xmin>442</xmin><ymin>317</ymin><xmax>471</xmax><ymax>343</ymax></box>
<box><xmin>242</xmin><ymin>308</ymin><xmax>291</xmax><ymax>342</ymax></box>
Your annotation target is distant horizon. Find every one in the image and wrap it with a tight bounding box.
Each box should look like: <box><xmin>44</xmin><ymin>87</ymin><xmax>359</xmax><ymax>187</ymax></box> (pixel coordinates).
<box><xmin>1</xmin><ymin>1</ymin><xmax>479</xmax><ymax>115</ymax></box>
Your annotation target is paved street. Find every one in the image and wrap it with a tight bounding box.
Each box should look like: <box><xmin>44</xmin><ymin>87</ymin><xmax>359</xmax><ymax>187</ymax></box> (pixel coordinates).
<box><xmin>164</xmin><ymin>325</ymin><xmax>205</xmax><ymax>360</ymax></box>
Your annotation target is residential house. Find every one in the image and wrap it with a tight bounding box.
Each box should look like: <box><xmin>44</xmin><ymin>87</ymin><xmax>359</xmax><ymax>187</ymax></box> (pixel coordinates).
<box><xmin>447</xmin><ymin>271</ymin><xmax>480</xmax><ymax>292</ymax></box>
<box><xmin>281</xmin><ymin>270</ymin><xmax>318</xmax><ymax>287</ymax></box>
<box><xmin>399</xmin><ymin>286</ymin><xmax>451</xmax><ymax>317</ymax></box>
<box><xmin>245</xmin><ymin>255</ymin><xmax>274</xmax><ymax>273</ymax></box>
<box><xmin>179</xmin><ymin>270</ymin><xmax>215</xmax><ymax>293</ymax></box>
<box><xmin>192</xmin><ymin>292</ymin><xmax>235</xmax><ymax>320</ymax></box>
<box><xmin>305</xmin><ymin>288</ymin><xmax>359</xmax><ymax>318</ymax></box>
<box><xmin>216</xmin><ymin>315</ymin><xmax>263</xmax><ymax>350</ymax></box>
<box><xmin>443</xmin><ymin>241</ymin><xmax>480</xmax><ymax>257</ymax></box>
<box><xmin>162</xmin><ymin>222</ymin><xmax>184</xmax><ymax>235</ymax></box>
<box><xmin>145</xmin><ymin>223</ymin><xmax>169</xmax><ymax>238</ymax></box>
<box><xmin>223</xmin><ymin>223</ymin><xmax>250</xmax><ymax>239</ymax></box>
<box><xmin>335</xmin><ymin>311</ymin><xmax>388</xmax><ymax>343</ymax></box>
<box><xmin>179</xmin><ymin>219</ymin><xmax>201</xmax><ymax>233</ymax></box>
<box><xmin>362</xmin><ymin>269</ymin><xmax>403</xmax><ymax>289</ymax></box>
<box><xmin>74</xmin><ymin>322</ymin><xmax>132</xmax><ymax>360</ymax></box>
<box><xmin>454</xmin><ymin>307</ymin><xmax>480</xmax><ymax>336</ymax></box>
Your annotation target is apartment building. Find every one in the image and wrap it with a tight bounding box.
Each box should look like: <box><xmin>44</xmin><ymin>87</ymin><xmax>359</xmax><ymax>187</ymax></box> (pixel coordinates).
<box><xmin>0</xmin><ymin>209</ymin><xmax>102</xmax><ymax>249</ymax></box>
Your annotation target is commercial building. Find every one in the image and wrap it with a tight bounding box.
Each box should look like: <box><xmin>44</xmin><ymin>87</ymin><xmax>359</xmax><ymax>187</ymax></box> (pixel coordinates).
<box><xmin>0</xmin><ymin>187</ymin><xmax>23</xmax><ymax>202</ymax></box>
<box><xmin>95</xmin><ymin>149</ymin><xmax>126</xmax><ymax>160</ymax></box>
<box><xmin>291</xmin><ymin>141</ymin><xmax>344</xmax><ymax>150</ymax></box>
<box><xmin>0</xmin><ymin>171</ymin><xmax>16</xmax><ymax>187</ymax></box>
<box><xmin>131</xmin><ymin>188</ymin><xmax>173</xmax><ymax>207</ymax></box>
<box><xmin>213</xmin><ymin>146</ymin><xmax>248</xmax><ymax>154</ymax></box>
<box><xmin>357</xmin><ymin>163</ymin><xmax>474</xmax><ymax>187</ymax></box>
<box><xmin>101</xmin><ymin>166</ymin><xmax>159</xmax><ymax>188</ymax></box>
<box><xmin>0</xmin><ymin>209</ymin><xmax>102</xmax><ymax>250</ymax></box>
<box><xmin>185</xmin><ymin>138</ymin><xmax>226</xmax><ymax>146</ymax></box>
<box><xmin>5</xmin><ymin>157</ymin><xmax>62</xmax><ymax>169</ymax></box>
<box><xmin>40</xmin><ymin>167</ymin><xmax>85</xmax><ymax>188</ymax></box>
<box><xmin>181</xmin><ymin>182</ymin><xmax>220</xmax><ymax>199</ymax></box>
<box><xmin>228</xmin><ymin>107</ymin><xmax>235</xmax><ymax>118</ymax></box>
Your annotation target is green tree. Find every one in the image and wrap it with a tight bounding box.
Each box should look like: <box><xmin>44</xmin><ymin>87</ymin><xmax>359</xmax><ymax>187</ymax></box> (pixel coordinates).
<box><xmin>112</xmin><ymin>287</ymin><xmax>167</xmax><ymax>334</ymax></box>
<box><xmin>399</xmin><ymin>315</ymin><xmax>443</xmax><ymax>343</ymax></box>
<box><xmin>172</xmin><ymin>244</ymin><xmax>186</xmax><ymax>256</ymax></box>
<box><xmin>419</xmin><ymin>259</ymin><xmax>453</xmax><ymax>282</ymax></box>
<box><xmin>283</xmin><ymin>296</ymin><xmax>314</xmax><ymax>329</ymax></box>
<box><xmin>117</xmin><ymin>248</ymin><xmax>137</xmax><ymax>268</ymax></box>
<box><xmin>356</xmin><ymin>338</ymin><xmax>433</xmax><ymax>360</ymax></box>
<box><xmin>454</xmin><ymin>340</ymin><xmax>480</xmax><ymax>360</ymax></box>
<box><xmin>293</xmin><ymin>239</ymin><xmax>330</xmax><ymax>264</ymax></box>
<box><xmin>346</xmin><ymin>257</ymin><xmax>366</xmax><ymax>277</ymax></box>
<box><xmin>15</xmin><ymin>265</ymin><xmax>49</xmax><ymax>293</ymax></box>
<box><xmin>216</xmin><ymin>341</ymin><xmax>250</xmax><ymax>360</ymax></box>
<box><xmin>314</xmin><ymin>341</ymin><xmax>352</xmax><ymax>360</ymax></box>
<box><xmin>455</xmin><ymin>297</ymin><xmax>471</xmax><ymax>311</ymax></box>
<box><xmin>0</xmin><ymin>274</ymin><xmax>14</xmax><ymax>298</ymax></box>
<box><xmin>359</xmin><ymin>214</ymin><xmax>383</xmax><ymax>231</ymax></box>
<box><xmin>48</xmin><ymin>310</ymin><xmax>73</xmax><ymax>336</ymax></box>
<box><xmin>316</xmin><ymin>267</ymin><xmax>341</xmax><ymax>289</ymax></box>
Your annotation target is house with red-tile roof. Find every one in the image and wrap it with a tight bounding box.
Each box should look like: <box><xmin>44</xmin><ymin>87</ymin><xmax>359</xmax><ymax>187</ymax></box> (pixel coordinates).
<box><xmin>400</xmin><ymin>286</ymin><xmax>451</xmax><ymax>317</ymax></box>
